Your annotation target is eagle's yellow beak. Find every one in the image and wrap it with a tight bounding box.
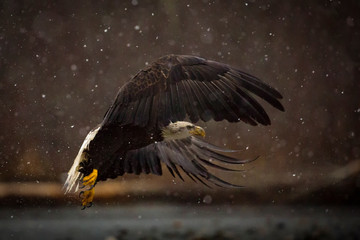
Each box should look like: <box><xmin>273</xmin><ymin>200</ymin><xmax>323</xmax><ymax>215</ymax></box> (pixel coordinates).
<box><xmin>190</xmin><ymin>126</ymin><xmax>206</xmax><ymax>137</ymax></box>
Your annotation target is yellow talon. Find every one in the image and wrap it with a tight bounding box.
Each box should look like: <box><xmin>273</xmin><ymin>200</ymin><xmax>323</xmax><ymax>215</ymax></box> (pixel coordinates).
<box><xmin>82</xmin><ymin>169</ymin><xmax>98</xmax><ymax>186</ymax></box>
<box><xmin>81</xmin><ymin>188</ymin><xmax>95</xmax><ymax>210</ymax></box>
<box><xmin>80</xmin><ymin>169</ymin><xmax>98</xmax><ymax>209</ymax></box>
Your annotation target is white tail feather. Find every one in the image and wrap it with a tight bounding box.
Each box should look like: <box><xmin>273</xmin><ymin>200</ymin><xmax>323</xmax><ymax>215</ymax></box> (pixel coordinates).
<box><xmin>63</xmin><ymin>126</ymin><xmax>100</xmax><ymax>194</ymax></box>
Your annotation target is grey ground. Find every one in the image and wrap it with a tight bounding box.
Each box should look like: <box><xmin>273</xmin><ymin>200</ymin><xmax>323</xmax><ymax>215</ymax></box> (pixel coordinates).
<box><xmin>1</xmin><ymin>204</ymin><xmax>359</xmax><ymax>240</ymax></box>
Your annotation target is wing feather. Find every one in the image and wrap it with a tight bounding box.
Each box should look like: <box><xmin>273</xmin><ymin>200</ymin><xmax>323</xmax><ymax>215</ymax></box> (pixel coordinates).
<box><xmin>102</xmin><ymin>55</ymin><xmax>284</xmax><ymax>127</ymax></box>
<box><xmin>117</xmin><ymin>137</ymin><xmax>251</xmax><ymax>188</ymax></box>
<box><xmin>134</xmin><ymin>97</ymin><xmax>147</xmax><ymax>126</ymax></box>
<box><xmin>199</xmin><ymin>81</ymin><xmax>226</xmax><ymax>121</ymax></box>
<box><xmin>169</xmin><ymin>83</ymin><xmax>186</xmax><ymax>121</ymax></box>
<box><xmin>122</xmin><ymin>99</ymin><xmax>139</xmax><ymax>125</ymax></box>
<box><xmin>217</xmin><ymin>76</ymin><xmax>265</xmax><ymax>125</ymax></box>
<box><xmin>186</xmin><ymin>80</ymin><xmax>213</xmax><ymax>121</ymax></box>
<box><xmin>227</xmin><ymin>71</ymin><xmax>284</xmax><ymax>111</ymax></box>
<box><xmin>179</xmin><ymin>80</ymin><xmax>200</xmax><ymax>122</ymax></box>
<box><xmin>149</xmin><ymin>93</ymin><xmax>159</xmax><ymax>127</ymax></box>
<box><xmin>208</xmin><ymin>81</ymin><xmax>239</xmax><ymax>122</ymax></box>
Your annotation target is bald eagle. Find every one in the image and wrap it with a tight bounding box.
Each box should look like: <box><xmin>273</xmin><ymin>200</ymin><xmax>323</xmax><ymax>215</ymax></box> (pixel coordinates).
<box><xmin>64</xmin><ymin>55</ymin><xmax>284</xmax><ymax>209</ymax></box>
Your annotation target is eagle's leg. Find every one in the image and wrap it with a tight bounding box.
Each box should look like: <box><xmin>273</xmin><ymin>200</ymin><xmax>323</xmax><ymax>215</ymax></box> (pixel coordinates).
<box><xmin>80</xmin><ymin>188</ymin><xmax>94</xmax><ymax>209</ymax></box>
<box><xmin>82</xmin><ymin>169</ymin><xmax>98</xmax><ymax>187</ymax></box>
<box><xmin>79</xmin><ymin>169</ymin><xmax>98</xmax><ymax>209</ymax></box>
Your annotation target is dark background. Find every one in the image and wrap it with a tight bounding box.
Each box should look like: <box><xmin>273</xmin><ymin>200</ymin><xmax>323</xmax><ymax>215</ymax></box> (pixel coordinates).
<box><xmin>1</xmin><ymin>0</ymin><xmax>360</xmax><ymax>205</ymax></box>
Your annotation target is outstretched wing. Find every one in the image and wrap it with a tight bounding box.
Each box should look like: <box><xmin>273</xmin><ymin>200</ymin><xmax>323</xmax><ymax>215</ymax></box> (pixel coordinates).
<box><xmin>102</xmin><ymin>55</ymin><xmax>284</xmax><ymax>128</ymax></box>
<box><xmin>108</xmin><ymin>136</ymin><xmax>255</xmax><ymax>188</ymax></box>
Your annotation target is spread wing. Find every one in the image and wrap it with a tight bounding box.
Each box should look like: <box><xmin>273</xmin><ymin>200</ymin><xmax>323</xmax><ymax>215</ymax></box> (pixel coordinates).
<box><xmin>109</xmin><ymin>136</ymin><xmax>254</xmax><ymax>188</ymax></box>
<box><xmin>102</xmin><ymin>55</ymin><xmax>284</xmax><ymax>128</ymax></box>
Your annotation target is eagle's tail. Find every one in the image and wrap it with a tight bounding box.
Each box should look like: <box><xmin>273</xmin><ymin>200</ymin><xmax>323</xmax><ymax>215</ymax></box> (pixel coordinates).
<box><xmin>63</xmin><ymin>126</ymin><xmax>100</xmax><ymax>194</ymax></box>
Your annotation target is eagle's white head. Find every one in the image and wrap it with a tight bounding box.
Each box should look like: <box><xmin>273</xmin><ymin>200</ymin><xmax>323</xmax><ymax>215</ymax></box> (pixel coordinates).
<box><xmin>161</xmin><ymin>121</ymin><xmax>205</xmax><ymax>140</ymax></box>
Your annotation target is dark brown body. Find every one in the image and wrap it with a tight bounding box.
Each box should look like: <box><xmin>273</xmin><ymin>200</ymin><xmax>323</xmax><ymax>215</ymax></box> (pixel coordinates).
<box><xmin>79</xmin><ymin>125</ymin><xmax>163</xmax><ymax>181</ymax></box>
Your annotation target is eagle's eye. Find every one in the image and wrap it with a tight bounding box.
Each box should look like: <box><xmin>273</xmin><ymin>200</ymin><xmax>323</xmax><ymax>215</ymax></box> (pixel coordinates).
<box><xmin>186</xmin><ymin>125</ymin><xmax>194</xmax><ymax>130</ymax></box>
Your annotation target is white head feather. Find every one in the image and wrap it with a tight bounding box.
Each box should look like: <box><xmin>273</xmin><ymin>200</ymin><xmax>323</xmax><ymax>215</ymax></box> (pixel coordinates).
<box><xmin>162</xmin><ymin>121</ymin><xmax>204</xmax><ymax>140</ymax></box>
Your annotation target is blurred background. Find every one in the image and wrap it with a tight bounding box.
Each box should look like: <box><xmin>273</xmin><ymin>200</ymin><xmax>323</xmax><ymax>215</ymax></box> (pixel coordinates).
<box><xmin>1</xmin><ymin>0</ymin><xmax>360</xmax><ymax>239</ymax></box>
